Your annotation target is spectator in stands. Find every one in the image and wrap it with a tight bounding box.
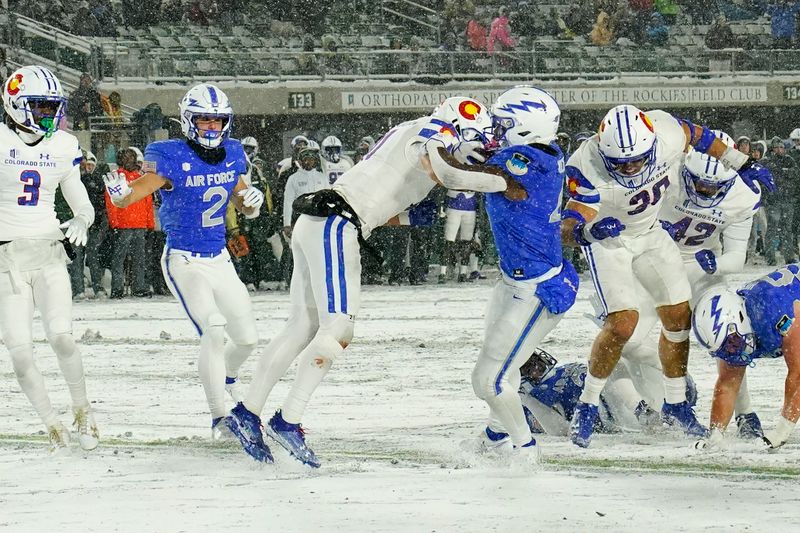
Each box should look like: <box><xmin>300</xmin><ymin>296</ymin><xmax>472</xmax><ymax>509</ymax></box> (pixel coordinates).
<box><xmin>565</xmin><ymin>3</ymin><xmax>595</xmax><ymax>36</ymax></box>
<box><xmin>68</xmin><ymin>73</ymin><xmax>103</xmax><ymax>131</ymax></box>
<box><xmin>717</xmin><ymin>0</ymin><xmax>764</xmax><ymax>21</ymax></box>
<box><xmin>487</xmin><ymin>6</ymin><xmax>515</xmax><ymax>54</ymax></box>
<box><xmin>645</xmin><ymin>12</ymin><xmax>670</xmax><ymax>45</ymax></box>
<box><xmin>466</xmin><ymin>15</ymin><xmax>488</xmax><ymax>51</ymax></box>
<box><xmin>353</xmin><ymin>136</ymin><xmax>374</xmax><ymax>164</ymax></box>
<box><xmin>542</xmin><ymin>7</ymin><xmax>575</xmax><ymax>39</ymax></box>
<box><xmin>81</xmin><ymin>151</ymin><xmax>111</xmax><ymax>298</ymax></box>
<box><xmin>105</xmin><ymin>148</ymin><xmax>154</xmax><ymax>298</ymax></box>
<box><xmin>736</xmin><ymin>135</ymin><xmax>752</xmax><ymax>155</ymax></box>
<box><xmin>101</xmin><ymin>90</ymin><xmax>124</xmax><ymax>124</ymax></box>
<box><xmin>705</xmin><ymin>14</ymin><xmax>738</xmax><ymax>49</ymax></box>
<box><xmin>629</xmin><ymin>0</ymin><xmax>655</xmax><ymax>11</ymax></box>
<box><xmin>765</xmin><ymin>1</ymin><xmax>800</xmax><ymax>49</ymax></box>
<box><xmin>655</xmin><ymin>0</ymin><xmax>680</xmax><ymax>24</ymax></box>
<box><xmin>761</xmin><ymin>136</ymin><xmax>799</xmax><ymax>264</ymax></box>
<box><xmin>72</xmin><ymin>4</ymin><xmax>102</xmax><ymax>36</ymax></box>
<box><xmin>681</xmin><ymin>0</ymin><xmax>715</xmax><ymax>24</ymax></box>
<box><xmin>590</xmin><ymin>10</ymin><xmax>615</xmax><ymax>46</ymax></box>
<box><xmin>751</xmin><ymin>139</ymin><xmax>767</xmax><ymax>159</ymax></box>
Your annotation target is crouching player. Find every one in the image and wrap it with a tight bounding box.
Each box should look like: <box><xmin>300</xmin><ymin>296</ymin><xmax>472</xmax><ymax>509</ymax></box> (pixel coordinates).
<box><xmin>471</xmin><ymin>86</ymin><xmax>579</xmax><ymax>462</ymax></box>
<box><xmin>693</xmin><ymin>264</ymin><xmax>800</xmax><ymax>450</ymax></box>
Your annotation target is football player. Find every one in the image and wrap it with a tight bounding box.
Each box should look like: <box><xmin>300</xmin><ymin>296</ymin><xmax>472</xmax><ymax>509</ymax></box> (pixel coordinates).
<box><xmin>228</xmin><ymin>96</ymin><xmax>507</xmax><ymax>466</ymax></box>
<box><xmin>0</xmin><ymin>66</ymin><xmax>98</xmax><ymax>452</ymax></box>
<box><xmin>561</xmin><ymin>104</ymin><xmax>775</xmax><ymax>448</ymax></box>
<box><xmin>693</xmin><ymin>264</ymin><xmax>800</xmax><ymax>450</ymax></box>
<box><xmin>103</xmin><ymin>84</ymin><xmax>267</xmax><ymax>459</ymax></box>
<box><xmin>320</xmin><ymin>135</ymin><xmax>353</xmax><ymax>185</ymax></box>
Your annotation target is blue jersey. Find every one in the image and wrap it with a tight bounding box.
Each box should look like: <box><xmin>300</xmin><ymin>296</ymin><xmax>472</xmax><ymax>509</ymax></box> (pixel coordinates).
<box><xmin>739</xmin><ymin>263</ymin><xmax>800</xmax><ymax>360</ymax></box>
<box><xmin>520</xmin><ymin>362</ymin><xmax>586</xmax><ymax>420</ymax></box>
<box><xmin>484</xmin><ymin>143</ymin><xmax>565</xmax><ymax>281</ymax></box>
<box><xmin>145</xmin><ymin>139</ymin><xmax>247</xmax><ymax>253</ymax></box>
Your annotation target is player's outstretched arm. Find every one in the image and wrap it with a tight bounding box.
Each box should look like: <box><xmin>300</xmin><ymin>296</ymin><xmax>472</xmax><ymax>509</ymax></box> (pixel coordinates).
<box><xmin>709</xmin><ymin>359</ymin><xmax>746</xmax><ymax>432</ymax></box>
<box><xmin>763</xmin><ymin>300</ymin><xmax>800</xmax><ymax>449</ymax></box>
<box><xmin>560</xmin><ymin>200</ymin><xmax>599</xmax><ymax>248</ymax></box>
<box><xmin>422</xmin><ymin>145</ymin><xmax>508</xmax><ymax>193</ymax></box>
<box><xmin>105</xmin><ymin>171</ymin><xmax>169</xmax><ymax>208</ymax></box>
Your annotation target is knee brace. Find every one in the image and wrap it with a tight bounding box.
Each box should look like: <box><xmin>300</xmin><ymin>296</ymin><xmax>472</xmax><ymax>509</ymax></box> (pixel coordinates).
<box><xmin>303</xmin><ymin>332</ymin><xmax>346</xmax><ymax>367</ymax></box>
<box><xmin>662</xmin><ymin>328</ymin><xmax>690</xmax><ymax>343</ymax></box>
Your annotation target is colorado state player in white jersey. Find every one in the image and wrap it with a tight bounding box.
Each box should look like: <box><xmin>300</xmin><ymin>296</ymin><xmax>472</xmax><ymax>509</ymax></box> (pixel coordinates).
<box><xmin>228</xmin><ymin>96</ymin><xmax>512</xmax><ymax>465</ymax></box>
<box><xmin>320</xmin><ymin>135</ymin><xmax>353</xmax><ymax>185</ymax></box>
<box><xmin>103</xmin><ymin>84</ymin><xmax>266</xmax><ymax>456</ymax></box>
<box><xmin>561</xmin><ymin>104</ymin><xmax>776</xmax><ymax>448</ymax></box>
<box><xmin>0</xmin><ymin>66</ymin><xmax>98</xmax><ymax>452</ymax></box>
<box><xmin>471</xmin><ymin>86</ymin><xmax>579</xmax><ymax>462</ymax></box>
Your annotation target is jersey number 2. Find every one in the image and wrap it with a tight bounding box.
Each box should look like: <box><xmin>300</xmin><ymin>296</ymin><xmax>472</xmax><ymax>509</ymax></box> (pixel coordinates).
<box><xmin>18</xmin><ymin>170</ymin><xmax>41</xmax><ymax>206</ymax></box>
<box><xmin>202</xmin><ymin>186</ymin><xmax>228</xmax><ymax>227</ymax></box>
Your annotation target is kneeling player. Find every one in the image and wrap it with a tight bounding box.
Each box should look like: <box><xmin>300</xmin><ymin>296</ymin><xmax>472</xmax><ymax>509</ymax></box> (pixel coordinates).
<box><xmin>693</xmin><ymin>264</ymin><xmax>800</xmax><ymax>450</ymax></box>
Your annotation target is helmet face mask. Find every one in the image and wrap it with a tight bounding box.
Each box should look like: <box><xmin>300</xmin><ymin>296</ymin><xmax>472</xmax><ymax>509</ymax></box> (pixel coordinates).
<box><xmin>3</xmin><ymin>66</ymin><xmax>67</xmax><ymax>139</ymax></box>
<box><xmin>179</xmin><ymin>84</ymin><xmax>233</xmax><ymax>149</ymax></box>
<box><xmin>693</xmin><ymin>289</ymin><xmax>756</xmax><ymax>366</ymax></box>
<box><xmin>241</xmin><ymin>136</ymin><xmax>258</xmax><ymax>158</ymax></box>
<box><xmin>321</xmin><ymin>135</ymin><xmax>343</xmax><ymax>163</ymax></box>
<box><xmin>682</xmin><ymin>131</ymin><xmax>738</xmax><ymax>208</ymax></box>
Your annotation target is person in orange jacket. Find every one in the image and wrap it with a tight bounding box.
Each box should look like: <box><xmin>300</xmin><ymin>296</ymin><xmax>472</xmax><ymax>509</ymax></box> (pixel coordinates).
<box><xmin>104</xmin><ymin>147</ymin><xmax>154</xmax><ymax>298</ymax></box>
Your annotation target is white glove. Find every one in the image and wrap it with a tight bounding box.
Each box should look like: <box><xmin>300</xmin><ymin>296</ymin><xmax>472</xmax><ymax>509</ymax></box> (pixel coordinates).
<box><xmin>59</xmin><ymin>217</ymin><xmax>89</xmax><ymax>247</ymax></box>
<box><xmin>694</xmin><ymin>427</ymin><xmax>725</xmax><ymax>450</ymax></box>
<box><xmin>103</xmin><ymin>170</ymin><xmax>132</xmax><ymax>205</ymax></box>
<box><xmin>762</xmin><ymin>417</ymin><xmax>796</xmax><ymax>450</ymax></box>
<box><xmin>238</xmin><ymin>187</ymin><xmax>264</xmax><ymax>219</ymax></box>
<box><xmin>452</xmin><ymin>140</ymin><xmax>487</xmax><ymax>165</ymax></box>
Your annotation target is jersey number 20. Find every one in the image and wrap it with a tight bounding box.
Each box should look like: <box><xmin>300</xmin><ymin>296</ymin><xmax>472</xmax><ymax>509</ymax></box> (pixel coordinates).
<box><xmin>202</xmin><ymin>186</ymin><xmax>228</xmax><ymax>227</ymax></box>
<box><xmin>18</xmin><ymin>170</ymin><xmax>41</xmax><ymax>206</ymax></box>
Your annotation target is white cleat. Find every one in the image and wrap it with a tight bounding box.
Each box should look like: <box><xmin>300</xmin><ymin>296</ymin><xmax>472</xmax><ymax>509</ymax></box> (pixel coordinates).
<box><xmin>245</xmin><ymin>283</ymin><xmax>256</xmax><ymax>293</ymax></box>
<box><xmin>512</xmin><ymin>439</ymin><xmax>542</xmax><ymax>465</ymax></box>
<box><xmin>225</xmin><ymin>377</ymin><xmax>245</xmax><ymax>403</ymax></box>
<box><xmin>471</xmin><ymin>427</ymin><xmax>513</xmax><ymax>455</ymax></box>
<box><xmin>48</xmin><ymin>422</ymin><xmax>71</xmax><ymax>453</ymax></box>
<box><xmin>72</xmin><ymin>407</ymin><xmax>99</xmax><ymax>451</ymax></box>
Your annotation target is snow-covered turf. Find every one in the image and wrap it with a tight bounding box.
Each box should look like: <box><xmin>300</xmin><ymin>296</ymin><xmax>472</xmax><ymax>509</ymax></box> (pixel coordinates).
<box><xmin>1</xmin><ymin>264</ymin><xmax>798</xmax><ymax>532</ymax></box>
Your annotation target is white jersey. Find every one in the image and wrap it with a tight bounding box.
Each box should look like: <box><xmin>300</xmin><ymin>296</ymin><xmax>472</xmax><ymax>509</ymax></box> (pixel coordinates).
<box><xmin>332</xmin><ymin>116</ymin><xmax>458</xmax><ymax>236</ymax></box>
<box><xmin>659</xmin><ymin>174</ymin><xmax>760</xmax><ymax>260</ymax></box>
<box><xmin>0</xmin><ymin>124</ymin><xmax>83</xmax><ymax>241</ymax></box>
<box><xmin>566</xmin><ymin>110</ymin><xmax>687</xmax><ymax>240</ymax></box>
<box><xmin>283</xmin><ymin>168</ymin><xmax>330</xmax><ymax>227</ymax></box>
<box><xmin>322</xmin><ymin>157</ymin><xmax>353</xmax><ymax>185</ymax></box>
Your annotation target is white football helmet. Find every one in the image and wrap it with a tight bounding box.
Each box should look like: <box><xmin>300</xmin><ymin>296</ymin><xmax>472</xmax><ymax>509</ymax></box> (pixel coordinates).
<box><xmin>3</xmin><ymin>65</ymin><xmax>66</xmax><ymax>140</ymax></box>
<box><xmin>491</xmin><ymin>86</ymin><xmax>560</xmax><ymax>147</ymax></box>
<box><xmin>179</xmin><ymin>83</ymin><xmax>233</xmax><ymax>149</ymax></box>
<box><xmin>321</xmin><ymin>135</ymin><xmax>343</xmax><ymax>162</ymax></box>
<box><xmin>432</xmin><ymin>96</ymin><xmax>493</xmax><ymax>144</ymax></box>
<box><xmin>790</xmin><ymin>128</ymin><xmax>800</xmax><ymax>141</ymax></box>
<box><xmin>242</xmin><ymin>136</ymin><xmax>259</xmax><ymax>158</ymax></box>
<box><xmin>682</xmin><ymin>130</ymin><xmax>738</xmax><ymax>208</ymax></box>
<box><xmin>597</xmin><ymin>105</ymin><xmax>657</xmax><ymax>188</ymax></box>
<box><xmin>692</xmin><ymin>288</ymin><xmax>755</xmax><ymax>367</ymax></box>
<box><xmin>308</xmin><ymin>139</ymin><xmax>320</xmax><ymax>152</ymax></box>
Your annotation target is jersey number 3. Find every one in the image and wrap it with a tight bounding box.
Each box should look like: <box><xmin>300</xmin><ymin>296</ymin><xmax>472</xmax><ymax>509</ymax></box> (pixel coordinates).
<box><xmin>18</xmin><ymin>170</ymin><xmax>41</xmax><ymax>206</ymax></box>
<box><xmin>202</xmin><ymin>186</ymin><xmax>228</xmax><ymax>227</ymax></box>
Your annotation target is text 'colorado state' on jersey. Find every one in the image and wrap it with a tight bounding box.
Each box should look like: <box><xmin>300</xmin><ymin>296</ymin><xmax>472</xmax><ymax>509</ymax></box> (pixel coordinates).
<box><xmin>660</xmin><ymin>175</ymin><xmax>760</xmax><ymax>258</ymax></box>
<box><xmin>566</xmin><ymin>110</ymin><xmax>687</xmax><ymax>238</ymax></box>
<box><xmin>332</xmin><ymin>116</ymin><xmax>459</xmax><ymax>236</ymax></box>
<box><xmin>0</xmin><ymin>124</ymin><xmax>82</xmax><ymax>241</ymax></box>
<box><xmin>144</xmin><ymin>138</ymin><xmax>247</xmax><ymax>253</ymax></box>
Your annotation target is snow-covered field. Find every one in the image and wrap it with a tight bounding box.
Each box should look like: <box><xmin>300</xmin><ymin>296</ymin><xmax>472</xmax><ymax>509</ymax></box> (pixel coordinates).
<box><xmin>1</xmin><ymin>264</ymin><xmax>798</xmax><ymax>533</ymax></box>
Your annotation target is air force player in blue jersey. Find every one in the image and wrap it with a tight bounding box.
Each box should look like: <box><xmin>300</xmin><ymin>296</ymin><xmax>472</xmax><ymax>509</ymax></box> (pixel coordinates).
<box><xmin>471</xmin><ymin>87</ymin><xmax>579</xmax><ymax>461</ymax></box>
<box><xmin>104</xmin><ymin>84</ymin><xmax>266</xmax><ymax>454</ymax></box>
<box><xmin>693</xmin><ymin>264</ymin><xmax>800</xmax><ymax>450</ymax></box>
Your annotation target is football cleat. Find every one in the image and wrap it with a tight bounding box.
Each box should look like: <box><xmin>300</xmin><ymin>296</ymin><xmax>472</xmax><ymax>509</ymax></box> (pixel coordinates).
<box><xmin>437</xmin><ymin>274</ymin><xmax>447</xmax><ymax>284</ymax></box>
<box><xmin>634</xmin><ymin>400</ymin><xmax>661</xmax><ymax>429</ymax></box>
<box><xmin>513</xmin><ymin>438</ymin><xmax>541</xmax><ymax>464</ymax></box>
<box><xmin>225</xmin><ymin>403</ymin><xmax>273</xmax><ymax>463</ymax></box>
<box><xmin>735</xmin><ymin>412</ymin><xmax>764</xmax><ymax>439</ymax></box>
<box><xmin>661</xmin><ymin>401</ymin><xmax>709</xmax><ymax>437</ymax></box>
<box><xmin>48</xmin><ymin>422</ymin><xmax>70</xmax><ymax>453</ymax></box>
<box><xmin>265</xmin><ymin>410</ymin><xmax>320</xmax><ymax>468</ymax></box>
<box><xmin>475</xmin><ymin>426</ymin><xmax>513</xmax><ymax>454</ymax></box>
<box><xmin>570</xmin><ymin>402</ymin><xmax>599</xmax><ymax>448</ymax></box>
<box><xmin>211</xmin><ymin>416</ymin><xmax>235</xmax><ymax>441</ymax></box>
<box><xmin>72</xmin><ymin>406</ymin><xmax>99</xmax><ymax>451</ymax></box>
<box><xmin>468</xmin><ymin>270</ymin><xmax>486</xmax><ymax>281</ymax></box>
<box><xmin>225</xmin><ymin>376</ymin><xmax>245</xmax><ymax>403</ymax></box>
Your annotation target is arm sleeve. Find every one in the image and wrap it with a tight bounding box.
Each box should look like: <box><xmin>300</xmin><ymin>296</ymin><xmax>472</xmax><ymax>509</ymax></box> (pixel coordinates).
<box><xmin>426</xmin><ymin>145</ymin><xmax>507</xmax><ymax>192</ymax></box>
<box><xmin>283</xmin><ymin>177</ymin><xmax>296</xmax><ymax>227</ymax></box>
<box><xmin>60</xmin><ymin>166</ymin><xmax>95</xmax><ymax>226</ymax></box>
<box><xmin>715</xmin><ymin>217</ymin><xmax>753</xmax><ymax>275</ymax></box>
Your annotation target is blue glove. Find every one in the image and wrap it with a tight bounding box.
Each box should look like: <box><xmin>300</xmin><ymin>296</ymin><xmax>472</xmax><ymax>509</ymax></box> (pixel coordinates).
<box><xmin>407</xmin><ymin>199</ymin><xmax>437</xmax><ymax>227</ymax></box>
<box><xmin>660</xmin><ymin>219</ymin><xmax>680</xmax><ymax>241</ymax></box>
<box><xmin>695</xmin><ymin>249</ymin><xmax>717</xmax><ymax>274</ymax></box>
<box><xmin>738</xmin><ymin>159</ymin><xmax>776</xmax><ymax>193</ymax></box>
<box><xmin>574</xmin><ymin>216</ymin><xmax>625</xmax><ymax>246</ymax></box>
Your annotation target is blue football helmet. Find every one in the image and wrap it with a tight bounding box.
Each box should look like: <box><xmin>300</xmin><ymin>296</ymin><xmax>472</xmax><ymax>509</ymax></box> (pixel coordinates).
<box><xmin>682</xmin><ymin>130</ymin><xmax>738</xmax><ymax>208</ymax></box>
<box><xmin>597</xmin><ymin>105</ymin><xmax>658</xmax><ymax>189</ymax></box>
<box><xmin>179</xmin><ymin>83</ymin><xmax>233</xmax><ymax>149</ymax></box>
<box><xmin>491</xmin><ymin>86</ymin><xmax>560</xmax><ymax>147</ymax></box>
<box><xmin>693</xmin><ymin>288</ymin><xmax>756</xmax><ymax>366</ymax></box>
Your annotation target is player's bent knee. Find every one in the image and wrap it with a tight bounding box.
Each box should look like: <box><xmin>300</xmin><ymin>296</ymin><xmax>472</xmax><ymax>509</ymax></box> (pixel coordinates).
<box><xmin>604</xmin><ymin>311</ymin><xmax>638</xmax><ymax>341</ymax></box>
<box><xmin>471</xmin><ymin>361</ymin><xmax>499</xmax><ymax>401</ymax></box>
<box><xmin>8</xmin><ymin>343</ymin><xmax>34</xmax><ymax>374</ymax></box>
<box><xmin>306</xmin><ymin>332</ymin><xmax>346</xmax><ymax>365</ymax></box>
<box><xmin>49</xmin><ymin>333</ymin><xmax>77</xmax><ymax>357</ymax></box>
<box><xmin>203</xmin><ymin>313</ymin><xmax>227</xmax><ymax>344</ymax></box>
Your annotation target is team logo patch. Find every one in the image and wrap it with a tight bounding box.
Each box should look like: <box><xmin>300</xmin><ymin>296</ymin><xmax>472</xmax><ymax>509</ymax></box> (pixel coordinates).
<box><xmin>567</xmin><ymin>176</ymin><xmax>579</xmax><ymax>195</ymax></box>
<box><xmin>458</xmin><ymin>100</ymin><xmax>482</xmax><ymax>120</ymax></box>
<box><xmin>7</xmin><ymin>73</ymin><xmax>23</xmax><ymax>96</ymax></box>
<box><xmin>640</xmin><ymin>112</ymin><xmax>654</xmax><ymax>132</ymax></box>
<box><xmin>505</xmin><ymin>153</ymin><xmax>529</xmax><ymax>176</ymax></box>
<box><xmin>777</xmin><ymin>315</ymin><xmax>793</xmax><ymax>337</ymax></box>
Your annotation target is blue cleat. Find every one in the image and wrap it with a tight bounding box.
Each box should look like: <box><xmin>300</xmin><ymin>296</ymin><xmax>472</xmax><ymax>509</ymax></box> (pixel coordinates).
<box><xmin>225</xmin><ymin>403</ymin><xmax>273</xmax><ymax>463</ymax></box>
<box><xmin>736</xmin><ymin>412</ymin><xmax>764</xmax><ymax>439</ymax></box>
<box><xmin>265</xmin><ymin>410</ymin><xmax>320</xmax><ymax>468</ymax></box>
<box><xmin>570</xmin><ymin>402</ymin><xmax>599</xmax><ymax>448</ymax></box>
<box><xmin>661</xmin><ymin>401</ymin><xmax>708</xmax><ymax>437</ymax></box>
